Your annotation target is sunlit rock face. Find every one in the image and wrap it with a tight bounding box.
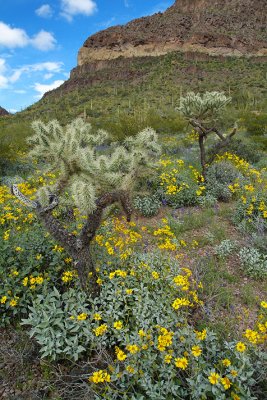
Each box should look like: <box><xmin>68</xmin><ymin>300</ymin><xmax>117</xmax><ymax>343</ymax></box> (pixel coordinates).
<box><xmin>77</xmin><ymin>0</ymin><xmax>267</xmax><ymax>66</ymax></box>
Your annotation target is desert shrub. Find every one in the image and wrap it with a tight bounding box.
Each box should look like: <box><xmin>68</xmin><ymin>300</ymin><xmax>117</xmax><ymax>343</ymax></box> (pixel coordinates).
<box><xmin>198</xmin><ymin>194</ymin><xmax>217</xmax><ymax>208</ymax></box>
<box><xmin>242</xmin><ymin>112</ymin><xmax>267</xmax><ymax>136</ymax></box>
<box><xmin>219</xmin><ymin>138</ymin><xmax>263</xmax><ymax>164</ymax></box>
<box><xmin>215</xmin><ymin>239</ymin><xmax>238</xmax><ymax>259</ymax></box>
<box><xmin>156</xmin><ymin>158</ymin><xmax>205</xmax><ymax>208</ymax></box>
<box><xmin>233</xmin><ymin>192</ymin><xmax>267</xmax><ymax>233</ymax></box>
<box><xmin>205</xmin><ymin>161</ymin><xmax>243</xmax><ymax>202</ymax></box>
<box><xmin>21</xmin><ymin>247</ymin><xmax>267</xmax><ymax>400</ymax></box>
<box><xmin>133</xmin><ymin>194</ymin><xmax>161</xmax><ymax>217</ymax></box>
<box><xmin>239</xmin><ymin>247</ymin><xmax>267</xmax><ymax>279</ymax></box>
<box><xmin>22</xmin><ymin>288</ymin><xmax>92</xmax><ymax>361</ymax></box>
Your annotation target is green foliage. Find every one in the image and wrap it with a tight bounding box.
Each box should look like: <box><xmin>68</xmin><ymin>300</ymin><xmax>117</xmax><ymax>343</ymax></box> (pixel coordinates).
<box><xmin>156</xmin><ymin>160</ymin><xmax>204</xmax><ymax>208</ymax></box>
<box><xmin>198</xmin><ymin>194</ymin><xmax>217</xmax><ymax>208</ymax></box>
<box><xmin>22</xmin><ymin>288</ymin><xmax>91</xmax><ymax>361</ymax></box>
<box><xmin>133</xmin><ymin>194</ymin><xmax>161</xmax><ymax>217</ymax></box>
<box><xmin>239</xmin><ymin>247</ymin><xmax>267</xmax><ymax>278</ymax></box>
<box><xmin>206</xmin><ymin>161</ymin><xmax>243</xmax><ymax>202</ymax></box>
<box><xmin>241</xmin><ymin>112</ymin><xmax>267</xmax><ymax>136</ymax></box>
<box><xmin>28</xmin><ymin>118</ymin><xmax>161</xmax><ymax>213</ymax></box>
<box><xmin>215</xmin><ymin>239</ymin><xmax>238</xmax><ymax>259</ymax></box>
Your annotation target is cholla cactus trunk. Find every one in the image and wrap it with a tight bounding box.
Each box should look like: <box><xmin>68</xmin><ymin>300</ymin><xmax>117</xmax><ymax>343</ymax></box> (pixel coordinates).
<box><xmin>35</xmin><ymin>190</ymin><xmax>132</xmax><ymax>294</ymax></box>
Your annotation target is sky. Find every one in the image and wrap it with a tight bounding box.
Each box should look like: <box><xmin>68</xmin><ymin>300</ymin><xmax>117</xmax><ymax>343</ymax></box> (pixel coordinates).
<box><xmin>0</xmin><ymin>0</ymin><xmax>173</xmax><ymax>113</ymax></box>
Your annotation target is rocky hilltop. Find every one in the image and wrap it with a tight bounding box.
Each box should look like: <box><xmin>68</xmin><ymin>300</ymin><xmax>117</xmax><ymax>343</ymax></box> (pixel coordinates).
<box><xmin>78</xmin><ymin>0</ymin><xmax>267</xmax><ymax>66</ymax></box>
<box><xmin>0</xmin><ymin>106</ymin><xmax>9</xmax><ymax>116</ymax></box>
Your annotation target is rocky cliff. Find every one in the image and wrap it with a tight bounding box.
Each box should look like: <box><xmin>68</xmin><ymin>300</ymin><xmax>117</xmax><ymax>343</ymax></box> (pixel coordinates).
<box><xmin>0</xmin><ymin>106</ymin><xmax>9</xmax><ymax>116</ymax></box>
<box><xmin>78</xmin><ymin>0</ymin><xmax>267</xmax><ymax>66</ymax></box>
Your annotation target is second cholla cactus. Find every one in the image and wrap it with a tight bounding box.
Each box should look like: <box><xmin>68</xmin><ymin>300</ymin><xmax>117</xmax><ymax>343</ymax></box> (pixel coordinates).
<box><xmin>178</xmin><ymin>91</ymin><xmax>231</xmax><ymax>122</ymax></box>
<box><xmin>28</xmin><ymin>118</ymin><xmax>161</xmax><ymax>214</ymax></box>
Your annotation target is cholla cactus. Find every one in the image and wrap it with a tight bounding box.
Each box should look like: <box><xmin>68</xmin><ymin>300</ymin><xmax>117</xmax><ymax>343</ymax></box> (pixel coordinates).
<box><xmin>178</xmin><ymin>92</ymin><xmax>236</xmax><ymax>177</ymax></box>
<box><xmin>179</xmin><ymin>92</ymin><xmax>231</xmax><ymax>122</ymax></box>
<box><xmin>12</xmin><ymin>118</ymin><xmax>161</xmax><ymax>293</ymax></box>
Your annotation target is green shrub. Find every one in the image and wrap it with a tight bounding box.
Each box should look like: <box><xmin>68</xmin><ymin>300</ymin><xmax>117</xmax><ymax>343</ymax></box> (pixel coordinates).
<box><xmin>157</xmin><ymin>159</ymin><xmax>204</xmax><ymax>208</ymax></box>
<box><xmin>215</xmin><ymin>239</ymin><xmax>238</xmax><ymax>259</ymax></box>
<box><xmin>198</xmin><ymin>194</ymin><xmax>217</xmax><ymax>208</ymax></box>
<box><xmin>133</xmin><ymin>194</ymin><xmax>161</xmax><ymax>217</ymax></box>
<box><xmin>206</xmin><ymin>161</ymin><xmax>243</xmax><ymax>202</ymax></box>
<box><xmin>22</xmin><ymin>288</ymin><xmax>92</xmax><ymax>361</ymax></box>
<box><xmin>239</xmin><ymin>247</ymin><xmax>267</xmax><ymax>278</ymax></box>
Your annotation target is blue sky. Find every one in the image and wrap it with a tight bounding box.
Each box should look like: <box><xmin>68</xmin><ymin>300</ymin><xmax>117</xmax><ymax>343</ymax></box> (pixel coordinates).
<box><xmin>0</xmin><ymin>0</ymin><xmax>173</xmax><ymax>112</ymax></box>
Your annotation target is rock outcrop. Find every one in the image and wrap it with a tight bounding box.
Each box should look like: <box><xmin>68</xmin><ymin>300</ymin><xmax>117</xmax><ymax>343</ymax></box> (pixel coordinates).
<box><xmin>0</xmin><ymin>106</ymin><xmax>9</xmax><ymax>116</ymax></box>
<box><xmin>78</xmin><ymin>0</ymin><xmax>267</xmax><ymax>66</ymax></box>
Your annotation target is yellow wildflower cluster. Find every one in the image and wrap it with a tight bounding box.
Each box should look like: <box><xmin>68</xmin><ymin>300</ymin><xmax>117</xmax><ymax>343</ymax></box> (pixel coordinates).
<box><xmin>93</xmin><ymin>324</ymin><xmax>108</xmax><ymax>336</ymax></box>
<box><xmin>22</xmin><ymin>275</ymin><xmax>44</xmax><ymax>288</ymax></box>
<box><xmin>89</xmin><ymin>369</ymin><xmax>111</xmax><ymax>384</ymax></box>
<box><xmin>109</xmin><ymin>269</ymin><xmax>127</xmax><ymax>279</ymax></box>
<box><xmin>95</xmin><ymin>217</ymin><xmax>142</xmax><ymax>260</ymax></box>
<box><xmin>157</xmin><ymin>327</ymin><xmax>174</xmax><ymax>351</ymax></box>
<box><xmin>61</xmin><ymin>270</ymin><xmax>77</xmax><ymax>283</ymax></box>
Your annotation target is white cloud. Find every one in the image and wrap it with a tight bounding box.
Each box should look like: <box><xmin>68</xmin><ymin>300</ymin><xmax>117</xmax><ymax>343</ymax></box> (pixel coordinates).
<box><xmin>61</xmin><ymin>0</ymin><xmax>97</xmax><ymax>21</ymax></box>
<box><xmin>124</xmin><ymin>0</ymin><xmax>130</xmax><ymax>7</ymax></box>
<box><xmin>0</xmin><ymin>58</ymin><xmax>9</xmax><ymax>88</ymax></box>
<box><xmin>0</xmin><ymin>21</ymin><xmax>56</xmax><ymax>51</ymax></box>
<box><xmin>0</xmin><ymin>22</ymin><xmax>29</xmax><ymax>48</ymax></box>
<box><xmin>44</xmin><ymin>73</ymin><xmax>53</xmax><ymax>79</ymax></box>
<box><xmin>34</xmin><ymin>79</ymin><xmax>64</xmax><ymax>97</ymax></box>
<box><xmin>0</xmin><ymin>59</ymin><xmax>64</xmax><ymax>89</ymax></box>
<box><xmin>14</xmin><ymin>90</ymin><xmax>26</xmax><ymax>94</ymax></box>
<box><xmin>35</xmin><ymin>4</ymin><xmax>53</xmax><ymax>18</ymax></box>
<box><xmin>30</xmin><ymin>30</ymin><xmax>56</xmax><ymax>51</ymax></box>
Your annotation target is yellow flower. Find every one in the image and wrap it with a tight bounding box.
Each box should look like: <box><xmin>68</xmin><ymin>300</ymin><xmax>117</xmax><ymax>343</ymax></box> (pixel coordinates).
<box><xmin>36</xmin><ymin>254</ymin><xmax>42</xmax><ymax>260</ymax></box>
<box><xmin>221</xmin><ymin>376</ymin><xmax>231</xmax><ymax>390</ymax></box>
<box><xmin>175</xmin><ymin>357</ymin><xmax>188</xmax><ymax>370</ymax></box>
<box><xmin>191</xmin><ymin>345</ymin><xmax>202</xmax><ymax>357</ymax></box>
<box><xmin>77</xmin><ymin>313</ymin><xmax>87</xmax><ymax>320</ymax></box>
<box><xmin>93</xmin><ymin>313</ymin><xmax>102</xmax><ymax>321</ymax></box>
<box><xmin>1</xmin><ymin>295</ymin><xmax>7</xmax><ymax>304</ymax></box>
<box><xmin>22</xmin><ymin>277</ymin><xmax>28</xmax><ymax>286</ymax></box>
<box><xmin>231</xmin><ymin>393</ymin><xmax>240</xmax><ymax>400</ymax></box>
<box><xmin>115</xmin><ymin>347</ymin><xmax>127</xmax><ymax>361</ymax></box>
<box><xmin>126</xmin><ymin>344</ymin><xmax>139</xmax><ymax>354</ymax></box>
<box><xmin>208</xmin><ymin>372</ymin><xmax>220</xmax><ymax>385</ymax></box>
<box><xmin>164</xmin><ymin>354</ymin><xmax>172</xmax><ymax>364</ymax></box>
<box><xmin>125</xmin><ymin>289</ymin><xmax>133</xmax><ymax>295</ymax></box>
<box><xmin>10</xmin><ymin>298</ymin><xmax>18</xmax><ymax>307</ymax></box>
<box><xmin>222</xmin><ymin>359</ymin><xmax>231</xmax><ymax>367</ymax></box>
<box><xmin>236</xmin><ymin>342</ymin><xmax>246</xmax><ymax>352</ymax></box>
<box><xmin>96</xmin><ymin>278</ymin><xmax>103</xmax><ymax>285</ymax></box>
<box><xmin>172</xmin><ymin>297</ymin><xmax>191</xmax><ymax>310</ymax></box>
<box><xmin>152</xmin><ymin>271</ymin><xmax>160</xmax><ymax>279</ymax></box>
<box><xmin>35</xmin><ymin>276</ymin><xmax>44</xmax><ymax>285</ymax></box>
<box><xmin>126</xmin><ymin>365</ymin><xmax>135</xmax><ymax>374</ymax></box>
<box><xmin>93</xmin><ymin>324</ymin><xmax>108</xmax><ymax>336</ymax></box>
<box><xmin>230</xmin><ymin>369</ymin><xmax>238</xmax><ymax>377</ymax></box>
<box><xmin>114</xmin><ymin>321</ymin><xmax>123</xmax><ymax>330</ymax></box>
<box><xmin>89</xmin><ymin>370</ymin><xmax>111</xmax><ymax>384</ymax></box>
<box><xmin>15</xmin><ymin>247</ymin><xmax>23</xmax><ymax>252</ymax></box>
<box><xmin>195</xmin><ymin>329</ymin><xmax>207</xmax><ymax>341</ymax></box>
<box><xmin>260</xmin><ymin>301</ymin><xmax>267</xmax><ymax>309</ymax></box>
